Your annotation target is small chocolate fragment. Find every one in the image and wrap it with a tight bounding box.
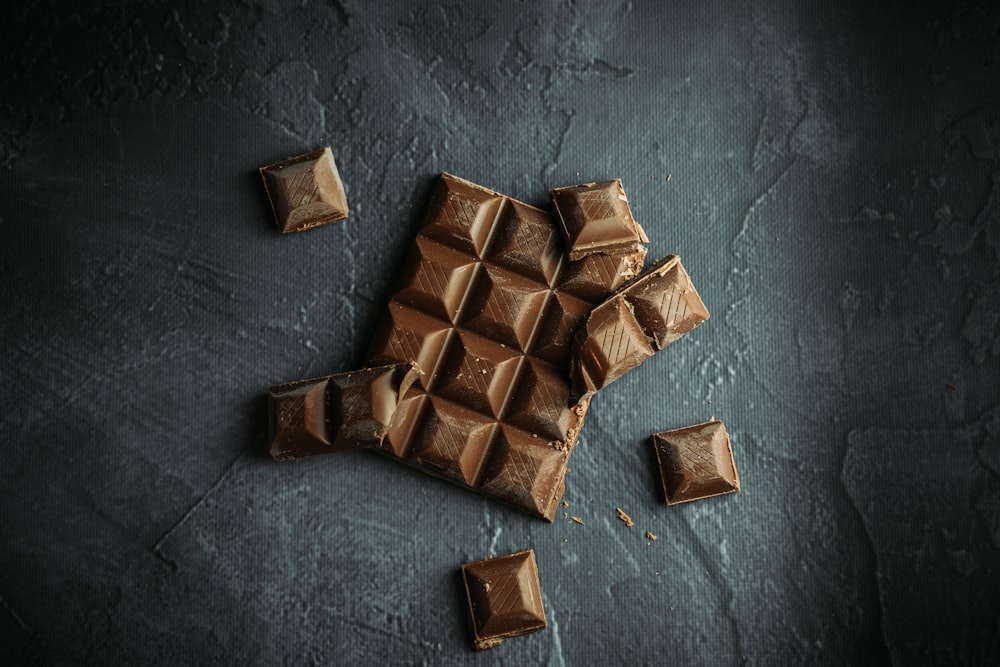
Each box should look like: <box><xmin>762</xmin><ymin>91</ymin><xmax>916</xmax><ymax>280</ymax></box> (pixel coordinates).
<box><xmin>268</xmin><ymin>362</ymin><xmax>421</xmax><ymax>460</ymax></box>
<box><xmin>259</xmin><ymin>146</ymin><xmax>348</xmax><ymax>232</ymax></box>
<box><xmin>461</xmin><ymin>549</ymin><xmax>547</xmax><ymax>650</ymax></box>
<box><xmin>651</xmin><ymin>420</ymin><xmax>739</xmax><ymax>505</ymax></box>
<box><xmin>551</xmin><ymin>179</ymin><xmax>648</xmax><ymax>260</ymax></box>
<box><xmin>571</xmin><ymin>255</ymin><xmax>709</xmax><ymax>396</ymax></box>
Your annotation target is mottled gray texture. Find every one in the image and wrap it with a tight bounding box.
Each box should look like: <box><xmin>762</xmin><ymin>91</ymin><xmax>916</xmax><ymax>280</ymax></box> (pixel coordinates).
<box><xmin>2</xmin><ymin>1</ymin><xmax>998</xmax><ymax>665</ymax></box>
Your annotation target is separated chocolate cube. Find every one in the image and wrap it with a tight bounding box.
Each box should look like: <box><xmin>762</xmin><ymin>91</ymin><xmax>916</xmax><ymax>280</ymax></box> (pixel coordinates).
<box><xmin>259</xmin><ymin>146</ymin><xmax>348</xmax><ymax>232</ymax></box>
<box><xmin>461</xmin><ymin>549</ymin><xmax>547</xmax><ymax>650</ymax></box>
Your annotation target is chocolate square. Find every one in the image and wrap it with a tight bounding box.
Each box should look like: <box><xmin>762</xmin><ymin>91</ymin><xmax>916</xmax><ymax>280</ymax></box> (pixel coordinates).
<box><xmin>461</xmin><ymin>549</ymin><xmax>547</xmax><ymax>650</ymax></box>
<box><xmin>651</xmin><ymin>420</ymin><xmax>740</xmax><ymax>505</ymax></box>
<box><xmin>259</xmin><ymin>146</ymin><xmax>348</xmax><ymax>232</ymax></box>
<box><xmin>551</xmin><ymin>179</ymin><xmax>648</xmax><ymax>260</ymax></box>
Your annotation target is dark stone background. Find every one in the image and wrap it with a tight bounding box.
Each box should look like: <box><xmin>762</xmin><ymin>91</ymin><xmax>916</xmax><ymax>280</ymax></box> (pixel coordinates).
<box><xmin>2</xmin><ymin>1</ymin><xmax>998</xmax><ymax>664</ymax></box>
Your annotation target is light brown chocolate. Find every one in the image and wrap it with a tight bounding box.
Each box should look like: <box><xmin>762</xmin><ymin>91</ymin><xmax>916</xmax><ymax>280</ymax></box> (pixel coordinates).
<box><xmin>651</xmin><ymin>420</ymin><xmax>739</xmax><ymax>505</ymax></box>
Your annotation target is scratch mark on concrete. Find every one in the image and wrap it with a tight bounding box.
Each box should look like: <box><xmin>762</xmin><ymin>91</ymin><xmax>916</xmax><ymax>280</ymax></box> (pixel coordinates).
<box><xmin>151</xmin><ymin>450</ymin><xmax>244</xmax><ymax>571</ymax></box>
<box><xmin>0</xmin><ymin>592</ymin><xmax>37</xmax><ymax>639</ymax></box>
<box><xmin>732</xmin><ymin>158</ymin><xmax>795</xmax><ymax>255</ymax></box>
<box><xmin>543</xmin><ymin>590</ymin><xmax>566</xmax><ymax>667</ymax></box>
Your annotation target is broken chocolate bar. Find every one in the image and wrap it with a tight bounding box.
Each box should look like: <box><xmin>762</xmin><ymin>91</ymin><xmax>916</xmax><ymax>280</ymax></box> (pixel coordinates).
<box><xmin>651</xmin><ymin>420</ymin><xmax>739</xmax><ymax>505</ymax></box>
<box><xmin>268</xmin><ymin>362</ymin><xmax>421</xmax><ymax>460</ymax></box>
<box><xmin>551</xmin><ymin>179</ymin><xmax>648</xmax><ymax>260</ymax></box>
<box><xmin>364</xmin><ymin>173</ymin><xmax>645</xmax><ymax>519</ymax></box>
<box><xmin>571</xmin><ymin>254</ymin><xmax>709</xmax><ymax>396</ymax></box>
<box><xmin>461</xmin><ymin>549</ymin><xmax>547</xmax><ymax>650</ymax></box>
<box><xmin>259</xmin><ymin>146</ymin><xmax>349</xmax><ymax>232</ymax></box>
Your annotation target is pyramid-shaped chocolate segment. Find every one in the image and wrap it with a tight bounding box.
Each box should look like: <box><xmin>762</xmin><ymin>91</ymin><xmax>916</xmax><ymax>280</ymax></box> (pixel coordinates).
<box><xmin>267</xmin><ymin>363</ymin><xmax>420</xmax><ymax>459</ymax></box>
<box><xmin>461</xmin><ymin>549</ymin><xmax>547</xmax><ymax>651</ymax></box>
<box><xmin>551</xmin><ymin>179</ymin><xmax>648</xmax><ymax>260</ymax></box>
<box><xmin>651</xmin><ymin>420</ymin><xmax>739</xmax><ymax>505</ymax></box>
<box><xmin>259</xmin><ymin>146</ymin><xmax>349</xmax><ymax>232</ymax></box>
<box><xmin>570</xmin><ymin>255</ymin><xmax>709</xmax><ymax>396</ymax></box>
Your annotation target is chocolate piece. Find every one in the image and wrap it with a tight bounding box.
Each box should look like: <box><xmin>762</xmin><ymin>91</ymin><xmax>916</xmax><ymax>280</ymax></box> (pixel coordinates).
<box><xmin>259</xmin><ymin>146</ymin><xmax>348</xmax><ymax>232</ymax></box>
<box><xmin>572</xmin><ymin>296</ymin><xmax>655</xmax><ymax>394</ymax></box>
<box><xmin>461</xmin><ymin>549</ymin><xmax>547</xmax><ymax>650</ymax></box>
<box><xmin>362</xmin><ymin>173</ymin><xmax>642</xmax><ymax>519</ymax></box>
<box><xmin>651</xmin><ymin>420</ymin><xmax>739</xmax><ymax>505</ymax></box>
<box><xmin>268</xmin><ymin>363</ymin><xmax>421</xmax><ymax>460</ymax></box>
<box><xmin>551</xmin><ymin>179</ymin><xmax>648</xmax><ymax>260</ymax></box>
<box><xmin>571</xmin><ymin>255</ymin><xmax>709</xmax><ymax>396</ymax></box>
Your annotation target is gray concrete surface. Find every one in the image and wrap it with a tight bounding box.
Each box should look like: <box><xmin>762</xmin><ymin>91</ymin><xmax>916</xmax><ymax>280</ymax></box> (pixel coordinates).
<box><xmin>2</xmin><ymin>1</ymin><xmax>998</xmax><ymax>664</ymax></box>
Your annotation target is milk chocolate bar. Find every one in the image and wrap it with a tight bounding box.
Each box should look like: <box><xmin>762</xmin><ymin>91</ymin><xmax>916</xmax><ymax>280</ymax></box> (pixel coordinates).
<box><xmin>268</xmin><ymin>362</ymin><xmax>421</xmax><ymax>460</ymax></box>
<box><xmin>461</xmin><ymin>549</ymin><xmax>547</xmax><ymax>650</ymax></box>
<box><xmin>366</xmin><ymin>173</ymin><xmax>644</xmax><ymax>519</ymax></box>
<box><xmin>259</xmin><ymin>147</ymin><xmax>349</xmax><ymax>232</ymax></box>
<box><xmin>651</xmin><ymin>420</ymin><xmax>739</xmax><ymax>505</ymax></box>
<box><xmin>571</xmin><ymin>254</ymin><xmax>709</xmax><ymax>396</ymax></box>
<box><xmin>551</xmin><ymin>179</ymin><xmax>648</xmax><ymax>260</ymax></box>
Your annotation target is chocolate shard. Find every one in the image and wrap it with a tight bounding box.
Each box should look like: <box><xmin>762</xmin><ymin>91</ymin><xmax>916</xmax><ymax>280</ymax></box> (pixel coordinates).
<box><xmin>651</xmin><ymin>420</ymin><xmax>739</xmax><ymax>505</ymax></box>
<box><xmin>361</xmin><ymin>173</ymin><xmax>636</xmax><ymax>519</ymax></box>
<box><xmin>259</xmin><ymin>146</ymin><xmax>349</xmax><ymax>232</ymax></box>
<box><xmin>551</xmin><ymin>179</ymin><xmax>648</xmax><ymax>260</ymax></box>
<box><xmin>623</xmin><ymin>254</ymin><xmax>711</xmax><ymax>349</ymax></box>
<box><xmin>572</xmin><ymin>296</ymin><xmax>656</xmax><ymax>394</ymax></box>
<box><xmin>570</xmin><ymin>255</ymin><xmax>709</xmax><ymax>396</ymax></box>
<box><xmin>268</xmin><ymin>362</ymin><xmax>421</xmax><ymax>460</ymax></box>
<box><xmin>461</xmin><ymin>549</ymin><xmax>547</xmax><ymax>650</ymax></box>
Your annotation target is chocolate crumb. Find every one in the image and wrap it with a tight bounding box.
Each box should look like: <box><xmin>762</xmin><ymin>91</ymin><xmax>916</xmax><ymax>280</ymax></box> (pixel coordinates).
<box><xmin>616</xmin><ymin>508</ymin><xmax>634</xmax><ymax>527</ymax></box>
<box><xmin>946</xmin><ymin>382</ymin><xmax>957</xmax><ymax>391</ymax></box>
